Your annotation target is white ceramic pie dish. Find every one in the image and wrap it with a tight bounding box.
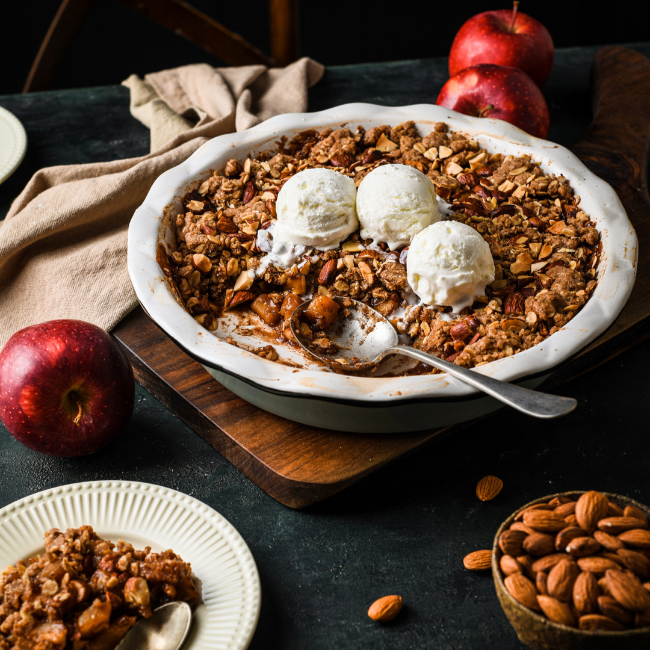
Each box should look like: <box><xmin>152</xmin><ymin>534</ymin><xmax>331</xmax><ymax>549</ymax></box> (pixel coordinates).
<box><xmin>128</xmin><ymin>103</ymin><xmax>637</xmax><ymax>433</ymax></box>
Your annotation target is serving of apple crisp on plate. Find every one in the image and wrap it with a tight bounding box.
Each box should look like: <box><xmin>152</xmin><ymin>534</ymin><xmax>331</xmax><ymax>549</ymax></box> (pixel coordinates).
<box><xmin>0</xmin><ymin>481</ymin><xmax>260</xmax><ymax>650</ymax></box>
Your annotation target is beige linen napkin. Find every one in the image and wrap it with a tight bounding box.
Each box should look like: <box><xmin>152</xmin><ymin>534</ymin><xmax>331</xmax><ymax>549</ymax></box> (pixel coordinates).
<box><xmin>0</xmin><ymin>58</ymin><xmax>323</xmax><ymax>348</ymax></box>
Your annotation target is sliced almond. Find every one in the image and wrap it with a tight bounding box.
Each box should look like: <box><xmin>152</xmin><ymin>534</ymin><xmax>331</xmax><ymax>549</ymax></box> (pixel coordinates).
<box><xmin>375</xmin><ymin>133</ymin><xmax>398</xmax><ymax>152</ymax></box>
<box><xmin>508</xmin><ymin>166</ymin><xmax>529</xmax><ymax>176</ymax></box>
<box><xmin>233</xmin><ymin>270</ymin><xmax>254</xmax><ymax>292</ymax></box>
<box><xmin>438</xmin><ymin>145</ymin><xmax>453</xmax><ymax>159</ymax></box>
<box><xmin>424</xmin><ymin>147</ymin><xmax>438</xmax><ymax>161</ymax></box>
<box><xmin>342</xmin><ymin>241</ymin><xmax>365</xmax><ymax>253</ymax></box>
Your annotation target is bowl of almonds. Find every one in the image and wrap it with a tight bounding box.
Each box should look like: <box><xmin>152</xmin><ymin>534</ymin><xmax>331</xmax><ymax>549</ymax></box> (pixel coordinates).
<box><xmin>493</xmin><ymin>490</ymin><xmax>650</xmax><ymax>649</ymax></box>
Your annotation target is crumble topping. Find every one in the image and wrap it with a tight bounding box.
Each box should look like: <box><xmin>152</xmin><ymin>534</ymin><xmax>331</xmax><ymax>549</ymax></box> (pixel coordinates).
<box><xmin>158</xmin><ymin>120</ymin><xmax>600</xmax><ymax>374</ymax></box>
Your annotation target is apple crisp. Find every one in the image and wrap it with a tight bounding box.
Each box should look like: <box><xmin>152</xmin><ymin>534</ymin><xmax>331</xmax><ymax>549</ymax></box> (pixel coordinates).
<box><xmin>0</xmin><ymin>526</ymin><xmax>198</xmax><ymax>650</ymax></box>
<box><xmin>158</xmin><ymin>120</ymin><xmax>600</xmax><ymax>373</ymax></box>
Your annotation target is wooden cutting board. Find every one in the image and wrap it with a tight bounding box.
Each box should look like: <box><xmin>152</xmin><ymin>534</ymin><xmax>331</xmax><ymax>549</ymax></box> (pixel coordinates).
<box><xmin>114</xmin><ymin>46</ymin><xmax>650</xmax><ymax>509</ymax></box>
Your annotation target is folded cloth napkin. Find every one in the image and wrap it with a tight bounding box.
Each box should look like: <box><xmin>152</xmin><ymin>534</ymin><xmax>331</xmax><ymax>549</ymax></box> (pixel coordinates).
<box><xmin>0</xmin><ymin>58</ymin><xmax>324</xmax><ymax>348</ymax></box>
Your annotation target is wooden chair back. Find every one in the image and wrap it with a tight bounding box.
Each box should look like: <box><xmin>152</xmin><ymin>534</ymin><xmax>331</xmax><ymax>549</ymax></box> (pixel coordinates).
<box><xmin>24</xmin><ymin>0</ymin><xmax>298</xmax><ymax>93</ymax></box>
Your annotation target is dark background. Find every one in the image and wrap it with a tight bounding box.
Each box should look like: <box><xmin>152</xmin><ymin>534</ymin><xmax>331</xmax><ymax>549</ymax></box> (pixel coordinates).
<box><xmin>1</xmin><ymin>0</ymin><xmax>649</xmax><ymax>96</ymax></box>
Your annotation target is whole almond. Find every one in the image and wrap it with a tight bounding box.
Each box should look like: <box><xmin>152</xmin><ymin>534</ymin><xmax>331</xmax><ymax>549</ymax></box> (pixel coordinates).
<box><xmin>318</xmin><ymin>259</ymin><xmax>337</xmax><ymax>286</ymax></box>
<box><xmin>524</xmin><ymin>510</ymin><xmax>567</xmax><ymax>533</ymax></box>
<box><xmin>577</xmin><ymin>557</ymin><xmax>622</xmax><ymax>575</ymax></box>
<box><xmin>618</xmin><ymin>529</ymin><xmax>650</xmax><ymax>550</ymax></box>
<box><xmin>598</xmin><ymin>517</ymin><xmax>649</xmax><ymax>535</ymax></box>
<box><xmin>547</xmin><ymin>559</ymin><xmax>579</xmax><ymax>602</ymax></box>
<box><xmin>536</xmin><ymin>572</ymin><xmax>548</xmax><ymax>596</ymax></box>
<box><xmin>242</xmin><ymin>181</ymin><xmax>256</xmax><ymax>204</ymax></box>
<box><xmin>515</xmin><ymin>504</ymin><xmax>554</xmax><ymax>521</ymax></box>
<box><xmin>555</xmin><ymin>527</ymin><xmax>587</xmax><ymax>552</ymax></box>
<box><xmin>505</xmin><ymin>574</ymin><xmax>540</xmax><ymax>611</ymax></box>
<box><xmin>575</xmin><ymin>491</ymin><xmax>609</xmax><ymax>533</ymax></box>
<box><xmin>594</xmin><ymin>530</ymin><xmax>624</xmax><ymax>552</ymax></box>
<box><xmin>564</xmin><ymin>515</ymin><xmax>578</xmax><ymax>526</ymax></box>
<box><xmin>516</xmin><ymin>555</ymin><xmax>536</xmax><ymax>580</ymax></box>
<box><xmin>500</xmin><ymin>555</ymin><xmax>523</xmax><ymax>576</ymax></box>
<box><xmin>476</xmin><ymin>475</ymin><xmax>503</xmax><ymax>501</ymax></box>
<box><xmin>532</xmin><ymin>553</ymin><xmax>571</xmax><ymax>573</ymax></box>
<box><xmin>523</xmin><ymin>533</ymin><xmax>555</xmax><ymax>557</ymax></box>
<box><xmin>597</xmin><ymin>595</ymin><xmax>634</xmax><ymax>625</ymax></box>
<box><xmin>617</xmin><ymin>549</ymin><xmax>650</xmax><ymax>579</ymax></box>
<box><xmin>555</xmin><ymin>501</ymin><xmax>577</xmax><ymax>518</ymax></box>
<box><xmin>624</xmin><ymin>504</ymin><xmax>649</xmax><ymax>526</ymax></box>
<box><xmin>573</xmin><ymin>571</ymin><xmax>599</xmax><ymax>615</ymax></box>
<box><xmin>537</xmin><ymin>595</ymin><xmax>576</xmax><ymax>627</ymax></box>
<box><xmin>549</xmin><ymin>496</ymin><xmax>574</xmax><ymax>507</ymax></box>
<box><xmin>602</xmin><ymin>553</ymin><xmax>624</xmax><ymax>567</ymax></box>
<box><xmin>644</xmin><ymin>582</ymin><xmax>650</xmax><ymax>593</ymax></box>
<box><xmin>598</xmin><ymin>576</ymin><xmax>611</xmax><ymax>595</ymax></box>
<box><xmin>510</xmin><ymin>521</ymin><xmax>535</xmax><ymax>535</ymax></box>
<box><xmin>606</xmin><ymin>569</ymin><xmax>650</xmax><ymax>612</ymax></box>
<box><xmin>463</xmin><ymin>550</ymin><xmax>492</xmax><ymax>571</ymax></box>
<box><xmin>566</xmin><ymin>536</ymin><xmax>602</xmax><ymax>558</ymax></box>
<box><xmin>579</xmin><ymin>613</ymin><xmax>626</xmax><ymax>631</ymax></box>
<box><xmin>499</xmin><ymin>530</ymin><xmax>528</xmax><ymax>557</ymax></box>
<box><xmin>368</xmin><ymin>595</ymin><xmax>402</xmax><ymax>622</ymax></box>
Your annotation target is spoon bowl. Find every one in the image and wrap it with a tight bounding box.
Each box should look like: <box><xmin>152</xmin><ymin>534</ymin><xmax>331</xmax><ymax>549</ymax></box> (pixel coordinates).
<box><xmin>290</xmin><ymin>297</ymin><xmax>398</xmax><ymax>372</ymax></box>
<box><xmin>116</xmin><ymin>602</ymin><xmax>192</xmax><ymax>650</ymax></box>
<box><xmin>290</xmin><ymin>296</ymin><xmax>577</xmax><ymax>419</ymax></box>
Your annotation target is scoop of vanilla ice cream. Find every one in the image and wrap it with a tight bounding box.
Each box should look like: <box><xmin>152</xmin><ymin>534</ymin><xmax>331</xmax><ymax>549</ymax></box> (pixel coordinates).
<box><xmin>273</xmin><ymin>168</ymin><xmax>358</xmax><ymax>250</ymax></box>
<box><xmin>356</xmin><ymin>164</ymin><xmax>441</xmax><ymax>250</ymax></box>
<box><xmin>407</xmin><ymin>221</ymin><xmax>495</xmax><ymax>312</ymax></box>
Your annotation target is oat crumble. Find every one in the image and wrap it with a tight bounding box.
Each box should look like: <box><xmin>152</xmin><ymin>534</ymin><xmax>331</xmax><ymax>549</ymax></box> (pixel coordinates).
<box><xmin>157</xmin><ymin>120</ymin><xmax>600</xmax><ymax>374</ymax></box>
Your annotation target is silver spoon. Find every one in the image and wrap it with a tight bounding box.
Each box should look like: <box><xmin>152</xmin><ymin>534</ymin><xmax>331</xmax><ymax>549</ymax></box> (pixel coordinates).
<box><xmin>290</xmin><ymin>297</ymin><xmax>577</xmax><ymax>419</ymax></box>
<box><xmin>116</xmin><ymin>602</ymin><xmax>192</xmax><ymax>650</ymax></box>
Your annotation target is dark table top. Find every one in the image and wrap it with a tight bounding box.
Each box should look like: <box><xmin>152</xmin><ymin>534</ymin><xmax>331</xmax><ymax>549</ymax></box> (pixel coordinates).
<box><xmin>1</xmin><ymin>44</ymin><xmax>650</xmax><ymax>649</ymax></box>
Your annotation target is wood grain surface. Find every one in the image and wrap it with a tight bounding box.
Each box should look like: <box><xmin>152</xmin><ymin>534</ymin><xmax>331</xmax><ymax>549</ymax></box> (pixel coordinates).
<box><xmin>113</xmin><ymin>46</ymin><xmax>650</xmax><ymax>509</ymax></box>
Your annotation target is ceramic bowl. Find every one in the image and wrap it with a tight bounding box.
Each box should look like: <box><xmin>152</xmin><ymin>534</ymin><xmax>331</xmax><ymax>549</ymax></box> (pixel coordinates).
<box><xmin>128</xmin><ymin>103</ymin><xmax>637</xmax><ymax>432</ymax></box>
<box><xmin>493</xmin><ymin>491</ymin><xmax>650</xmax><ymax>650</ymax></box>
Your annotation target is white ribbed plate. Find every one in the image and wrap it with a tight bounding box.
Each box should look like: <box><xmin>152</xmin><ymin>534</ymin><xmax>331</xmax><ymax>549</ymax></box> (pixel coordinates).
<box><xmin>0</xmin><ymin>106</ymin><xmax>26</xmax><ymax>185</ymax></box>
<box><xmin>0</xmin><ymin>481</ymin><xmax>261</xmax><ymax>649</ymax></box>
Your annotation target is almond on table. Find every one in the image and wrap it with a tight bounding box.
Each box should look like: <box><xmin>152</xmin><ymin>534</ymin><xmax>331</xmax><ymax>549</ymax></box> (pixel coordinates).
<box><xmin>476</xmin><ymin>475</ymin><xmax>503</xmax><ymax>501</ymax></box>
<box><xmin>367</xmin><ymin>595</ymin><xmax>403</xmax><ymax>622</ymax></box>
<box><xmin>463</xmin><ymin>550</ymin><xmax>493</xmax><ymax>571</ymax></box>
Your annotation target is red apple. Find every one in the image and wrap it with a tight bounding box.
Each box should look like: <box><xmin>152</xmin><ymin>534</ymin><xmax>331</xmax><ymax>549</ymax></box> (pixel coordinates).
<box><xmin>436</xmin><ymin>64</ymin><xmax>550</xmax><ymax>139</ymax></box>
<box><xmin>449</xmin><ymin>3</ymin><xmax>554</xmax><ymax>87</ymax></box>
<box><xmin>0</xmin><ymin>320</ymin><xmax>134</xmax><ymax>456</ymax></box>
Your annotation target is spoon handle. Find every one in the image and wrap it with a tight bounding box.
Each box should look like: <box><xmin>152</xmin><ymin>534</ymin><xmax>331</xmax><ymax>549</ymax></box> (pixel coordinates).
<box><xmin>390</xmin><ymin>345</ymin><xmax>576</xmax><ymax>419</ymax></box>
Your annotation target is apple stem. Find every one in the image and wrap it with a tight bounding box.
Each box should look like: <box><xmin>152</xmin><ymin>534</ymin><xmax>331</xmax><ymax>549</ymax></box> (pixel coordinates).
<box><xmin>510</xmin><ymin>1</ymin><xmax>519</xmax><ymax>32</ymax></box>
<box><xmin>479</xmin><ymin>105</ymin><xmax>494</xmax><ymax>118</ymax></box>
<box><xmin>70</xmin><ymin>392</ymin><xmax>83</xmax><ymax>426</ymax></box>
